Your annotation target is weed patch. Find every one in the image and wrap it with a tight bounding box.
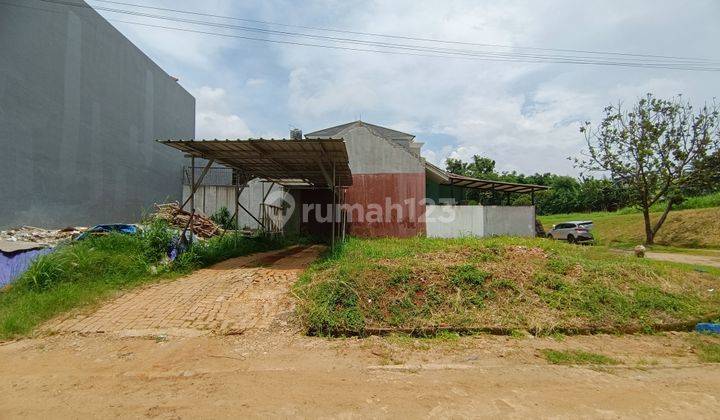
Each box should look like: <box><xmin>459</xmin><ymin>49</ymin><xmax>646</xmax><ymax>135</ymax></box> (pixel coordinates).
<box><xmin>295</xmin><ymin>237</ymin><xmax>720</xmax><ymax>336</ymax></box>
<box><xmin>689</xmin><ymin>334</ymin><xmax>720</xmax><ymax>363</ymax></box>
<box><xmin>541</xmin><ymin>349</ymin><xmax>619</xmax><ymax>365</ymax></box>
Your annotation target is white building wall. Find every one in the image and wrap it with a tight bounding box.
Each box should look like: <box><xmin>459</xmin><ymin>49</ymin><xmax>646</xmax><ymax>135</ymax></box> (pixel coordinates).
<box><xmin>426</xmin><ymin>206</ymin><xmax>484</xmax><ymax>238</ymax></box>
<box><xmin>482</xmin><ymin>206</ymin><xmax>536</xmax><ymax>237</ymax></box>
<box><xmin>426</xmin><ymin>205</ymin><xmax>535</xmax><ymax>238</ymax></box>
<box><xmin>182</xmin><ymin>179</ymin><xmax>283</xmax><ymax>229</ymax></box>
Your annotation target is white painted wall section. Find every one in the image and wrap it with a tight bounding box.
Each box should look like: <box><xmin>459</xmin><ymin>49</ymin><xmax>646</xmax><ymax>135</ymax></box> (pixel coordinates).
<box><xmin>426</xmin><ymin>205</ymin><xmax>535</xmax><ymax>238</ymax></box>
<box><xmin>426</xmin><ymin>206</ymin><xmax>484</xmax><ymax>238</ymax></box>
<box><xmin>182</xmin><ymin>180</ymin><xmax>283</xmax><ymax>229</ymax></box>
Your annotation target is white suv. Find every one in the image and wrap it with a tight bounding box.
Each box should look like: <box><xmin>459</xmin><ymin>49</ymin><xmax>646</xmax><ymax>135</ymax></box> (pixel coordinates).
<box><xmin>547</xmin><ymin>221</ymin><xmax>594</xmax><ymax>244</ymax></box>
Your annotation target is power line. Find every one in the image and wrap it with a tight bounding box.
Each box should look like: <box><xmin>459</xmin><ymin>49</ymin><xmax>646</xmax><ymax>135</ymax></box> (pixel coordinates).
<box><xmin>68</xmin><ymin>0</ymin><xmax>720</xmax><ymax>68</ymax></box>
<box><xmin>96</xmin><ymin>6</ymin><xmax>718</xmax><ymax>67</ymax></box>
<box><xmin>23</xmin><ymin>0</ymin><xmax>720</xmax><ymax>70</ymax></box>
<box><xmin>87</xmin><ymin>0</ymin><xmax>719</xmax><ymax>64</ymax></box>
<box><xmin>32</xmin><ymin>0</ymin><xmax>720</xmax><ymax>69</ymax></box>
<box><xmin>104</xmin><ymin>19</ymin><xmax>720</xmax><ymax>71</ymax></box>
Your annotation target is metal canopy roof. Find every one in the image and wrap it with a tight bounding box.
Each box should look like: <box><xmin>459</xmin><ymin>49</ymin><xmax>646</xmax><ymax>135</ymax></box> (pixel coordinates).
<box><xmin>447</xmin><ymin>173</ymin><xmax>549</xmax><ymax>193</ymax></box>
<box><xmin>158</xmin><ymin>139</ymin><xmax>353</xmax><ymax>187</ymax></box>
<box><xmin>425</xmin><ymin>161</ymin><xmax>549</xmax><ymax>194</ymax></box>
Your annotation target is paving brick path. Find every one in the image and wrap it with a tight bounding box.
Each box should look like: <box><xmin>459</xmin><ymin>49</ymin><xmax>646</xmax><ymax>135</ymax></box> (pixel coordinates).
<box><xmin>45</xmin><ymin>245</ymin><xmax>324</xmax><ymax>336</ymax></box>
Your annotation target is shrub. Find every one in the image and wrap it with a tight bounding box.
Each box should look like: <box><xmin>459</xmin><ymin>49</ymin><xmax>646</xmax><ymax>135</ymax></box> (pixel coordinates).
<box><xmin>211</xmin><ymin>206</ymin><xmax>237</xmax><ymax>230</ymax></box>
<box><xmin>141</xmin><ymin>218</ymin><xmax>174</xmax><ymax>261</ymax></box>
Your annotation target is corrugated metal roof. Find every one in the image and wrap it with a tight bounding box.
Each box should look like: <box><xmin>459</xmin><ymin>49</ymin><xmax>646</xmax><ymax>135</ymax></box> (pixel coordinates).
<box><xmin>425</xmin><ymin>161</ymin><xmax>549</xmax><ymax>194</ymax></box>
<box><xmin>306</xmin><ymin>121</ymin><xmax>415</xmax><ymax>140</ymax></box>
<box><xmin>447</xmin><ymin>173</ymin><xmax>549</xmax><ymax>193</ymax></box>
<box><xmin>158</xmin><ymin>139</ymin><xmax>353</xmax><ymax>187</ymax></box>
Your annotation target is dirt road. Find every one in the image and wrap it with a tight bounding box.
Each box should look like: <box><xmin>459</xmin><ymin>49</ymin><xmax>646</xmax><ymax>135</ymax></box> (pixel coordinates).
<box><xmin>2</xmin><ymin>246</ymin><xmax>720</xmax><ymax>418</ymax></box>
<box><xmin>612</xmin><ymin>247</ymin><xmax>720</xmax><ymax>269</ymax></box>
<box><xmin>2</xmin><ymin>331</ymin><xmax>719</xmax><ymax>418</ymax></box>
<box><xmin>645</xmin><ymin>251</ymin><xmax>720</xmax><ymax>269</ymax></box>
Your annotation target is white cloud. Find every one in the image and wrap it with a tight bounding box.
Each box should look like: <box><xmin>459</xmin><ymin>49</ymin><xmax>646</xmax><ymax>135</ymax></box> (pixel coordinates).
<box><xmin>99</xmin><ymin>0</ymin><xmax>720</xmax><ymax>175</ymax></box>
<box><xmin>94</xmin><ymin>0</ymin><xmax>238</xmax><ymax>71</ymax></box>
<box><xmin>269</xmin><ymin>0</ymin><xmax>720</xmax><ymax>175</ymax></box>
<box><xmin>245</xmin><ymin>78</ymin><xmax>267</xmax><ymax>87</ymax></box>
<box><xmin>193</xmin><ymin>86</ymin><xmax>252</xmax><ymax>139</ymax></box>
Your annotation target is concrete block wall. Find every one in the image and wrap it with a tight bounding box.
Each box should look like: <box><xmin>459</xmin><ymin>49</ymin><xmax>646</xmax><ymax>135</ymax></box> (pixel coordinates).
<box><xmin>0</xmin><ymin>0</ymin><xmax>194</xmax><ymax>228</ymax></box>
<box><xmin>425</xmin><ymin>205</ymin><xmax>485</xmax><ymax>238</ymax></box>
<box><xmin>483</xmin><ymin>206</ymin><xmax>536</xmax><ymax>237</ymax></box>
<box><xmin>426</xmin><ymin>205</ymin><xmax>535</xmax><ymax>238</ymax></box>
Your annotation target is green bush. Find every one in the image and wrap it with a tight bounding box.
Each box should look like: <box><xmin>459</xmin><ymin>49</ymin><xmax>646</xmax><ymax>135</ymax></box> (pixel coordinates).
<box><xmin>210</xmin><ymin>206</ymin><xmax>237</xmax><ymax>230</ymax></box>
<box><xmin>141</xmin><ymin>218</ymin><xmax>174</xmax><ymax>261</ymax></box>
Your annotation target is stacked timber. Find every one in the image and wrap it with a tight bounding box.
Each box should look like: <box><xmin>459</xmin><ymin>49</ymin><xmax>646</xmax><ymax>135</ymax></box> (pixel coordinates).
<box><xmin>153</xmin><ymin>202</ymin><xmax>222</xmax><ymax>238</ymax></box>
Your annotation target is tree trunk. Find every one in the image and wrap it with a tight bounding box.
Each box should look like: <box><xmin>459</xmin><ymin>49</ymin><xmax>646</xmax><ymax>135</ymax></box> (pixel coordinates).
<box><xmin>651</xmin><ymin>201</ymin><xmax>674</xmax><ymax>240</ymax></box>
<box><xmin>642</xmin><ymin>207</ymin><xmax>654</xmax><ymax>245</ymax></box>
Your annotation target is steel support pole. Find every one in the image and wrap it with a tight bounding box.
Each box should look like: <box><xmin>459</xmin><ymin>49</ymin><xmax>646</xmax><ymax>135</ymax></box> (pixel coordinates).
<box><xmin>234</xmin><ymin>181</ymin><xmax>240</xmax><ymax>228</ymax></box>
<box><xmin>341</xmin><ymin>188</ymin><xmax>346</xmax><ymax>243</ymax></box>
<box><xmin>189</xmin><ymin>156</ymin><xmax>195</xmax><ymax>213</ymax></box>
<box><xmin>181</xmin><ymin>158</ymin><xmax>215</xmax><ymax>210</ymax></box>
<box><xmin>331</xmin><ymin>163</ymin><xmax>336</xmax><ymax>250</ymax></box>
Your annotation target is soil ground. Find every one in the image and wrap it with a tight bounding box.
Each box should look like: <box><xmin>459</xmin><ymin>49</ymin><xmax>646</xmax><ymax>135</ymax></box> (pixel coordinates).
<box><xmin>613</xmin><ymin>247</ymin><xmax>720</xmax><ymax>269</ymax></box>
<box><xmin>2</xmin><ymin>246</ymin><xmax>720</xmax><ymax>418</ymax></box>
<box><xmin>645</xmin><ymin>250</ymin><xmax>720</xmax><ymax>269</ymax></box>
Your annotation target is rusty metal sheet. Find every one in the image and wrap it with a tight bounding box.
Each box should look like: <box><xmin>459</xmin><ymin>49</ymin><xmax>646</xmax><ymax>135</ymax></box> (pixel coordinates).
<box><xmin>344</xmin><ymin>173</ymin><xmax>426</xmax><ymax>238</ymax></box>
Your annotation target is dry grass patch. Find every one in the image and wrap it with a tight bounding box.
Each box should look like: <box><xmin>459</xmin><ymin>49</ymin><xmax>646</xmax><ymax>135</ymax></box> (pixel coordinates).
<box><xmin>294</xmin><ymin>237</ymin><xmax>720</xmax><ymax>336</ymax></box>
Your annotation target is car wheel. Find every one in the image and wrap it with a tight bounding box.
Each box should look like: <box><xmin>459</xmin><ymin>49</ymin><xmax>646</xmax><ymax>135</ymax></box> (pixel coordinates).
<box><xmin>546</xmin><ymin>234</ymin><xmax>554</xmax><ymax>240</ymax></box>
<box><xmin>567</xmin><ymin>235</ymin><xmax>575</xmax><ymax>244</ymax></box>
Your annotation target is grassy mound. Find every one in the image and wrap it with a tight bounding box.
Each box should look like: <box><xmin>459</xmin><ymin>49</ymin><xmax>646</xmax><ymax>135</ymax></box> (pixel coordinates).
<box><xmin>0</xmin><ymin>225</ymin><xmax>295</xmax><ymax>339</ymax></box>
<box><xmin>294</xmin><ymin>237</ymin><xmax>720</xmax><ymax>336</ymax></box>
<box><xmin>540</xmin><ymin>206</ymin><xmax>720</xmax><ymax>248</ymax></box>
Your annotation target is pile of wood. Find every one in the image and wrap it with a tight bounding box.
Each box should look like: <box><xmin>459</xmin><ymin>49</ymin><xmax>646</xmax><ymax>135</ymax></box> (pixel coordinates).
<box><xmin>153</xmin><ymin>202</ymin><xmax>222</xmax><ymax>238</ymax></box>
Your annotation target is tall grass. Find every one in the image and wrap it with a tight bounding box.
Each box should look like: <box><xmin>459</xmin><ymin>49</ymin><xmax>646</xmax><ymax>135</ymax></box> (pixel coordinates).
<box><xmin>615</xmin><ymin>192</ymin><xmax>720</xmax><ymax>215</ymax></box>
<box><xmin>295</xmin><ymin>237</ymin><xmax>720</xmax><ymax>336</ymax></box>
<box><xmin>0</xmin><ymin>222</ymin><xmax>299</xmax><ymax>339</ymax></box>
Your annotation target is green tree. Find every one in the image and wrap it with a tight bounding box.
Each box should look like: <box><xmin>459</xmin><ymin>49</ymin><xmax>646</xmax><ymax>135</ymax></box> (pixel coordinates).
<box><xmin>576</xmin><ymin>94</ymin><xmax>719</xmax><ymax>244</ymax></box>
<box><xmin>686</xmin><ymin>149</ymin><xmax>720</xmax><ymax>195</ymax></box>
<box><xmin>445</xmin><ymin>158</ymin><xmax>469</xmax><ymax>176</ymax></box>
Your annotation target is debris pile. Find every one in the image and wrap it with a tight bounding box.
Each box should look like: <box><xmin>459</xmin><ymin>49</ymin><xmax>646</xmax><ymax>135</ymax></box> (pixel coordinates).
<box><xmin>0</xmin><ymin>226</ymin><xmax>86</xmax><ymax>247</ymax></box>
<box><xmin>153</xmin><ymin>202</ymin><xmax>222</xmax><ymax>238</ymax></box>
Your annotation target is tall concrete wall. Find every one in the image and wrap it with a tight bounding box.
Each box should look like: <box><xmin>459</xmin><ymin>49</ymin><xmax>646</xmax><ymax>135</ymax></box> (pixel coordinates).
<box><xmin>426</xmin><ymin>206</ymin><xmax>484</xmax><ymax>238</ymax></box>
<box><xmin>483</xmin><ymin>206</ymin><xmax>536</xmax><ymax>237</ymax></box>
<box><xmin>0</xmin><ymin>0</ymin><xmax>194</xmax><ymax>229</ymax></box>
<box><xmin>426</xmin><ymin>205</ymin><xmax>535</xmax><ymax>238</ymax></box>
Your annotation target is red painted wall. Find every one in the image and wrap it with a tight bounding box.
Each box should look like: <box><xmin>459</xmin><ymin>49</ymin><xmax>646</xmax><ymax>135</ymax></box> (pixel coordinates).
<box><xmin>343</xmin><ymin>173</ymin><xmax>426</xmax><ymax>238</ymax></box>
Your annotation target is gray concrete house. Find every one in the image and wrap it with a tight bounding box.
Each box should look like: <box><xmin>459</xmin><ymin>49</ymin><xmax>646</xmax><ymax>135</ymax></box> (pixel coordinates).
<box><xmin>0</xmin><ymin>0</ymin><xmax>195</xmax><ymax>229</ymax></box>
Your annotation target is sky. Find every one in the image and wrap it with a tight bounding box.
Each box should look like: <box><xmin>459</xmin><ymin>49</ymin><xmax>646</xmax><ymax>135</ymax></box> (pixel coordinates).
<box><xmin>91</xmin><ymin>0</ymin><xmax>720</xmax><ymax>176</ymax></box>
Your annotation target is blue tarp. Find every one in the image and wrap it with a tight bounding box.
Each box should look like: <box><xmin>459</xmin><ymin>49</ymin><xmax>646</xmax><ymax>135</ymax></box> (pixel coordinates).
<box><xmin>77</xmin><ymin>224</ymin><xmax>138</xmax><ymax>240</ymax></box>
<box><xmin>696</xmin><ymin>323</ymin><xmax>720</xmax><ymax>334</ymax></box>
<box><xmin>0</xmin><ymin>248</ymin><xmax>53</xmax><ymax>287</ymax></box>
